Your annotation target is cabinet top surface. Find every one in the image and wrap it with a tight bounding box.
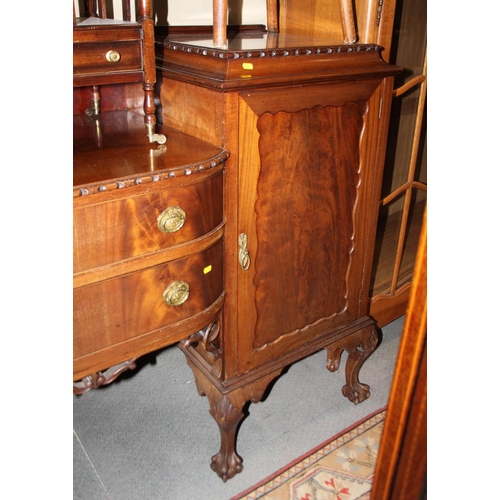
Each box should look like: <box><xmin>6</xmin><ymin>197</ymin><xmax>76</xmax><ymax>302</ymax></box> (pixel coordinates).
<box><xmin>73</xmin><ymin>111</ymin><xmax>228</xmax><ymax>197</ymax></box>
<box><xmin>157</xmin><ymin>31</ymin><xmax>400</xmax><ymax>89</ymax></box>
<box><xmin>161</xmin><ymin>31</ymin><xmax>380</xmax><ymax>56</ymax></box>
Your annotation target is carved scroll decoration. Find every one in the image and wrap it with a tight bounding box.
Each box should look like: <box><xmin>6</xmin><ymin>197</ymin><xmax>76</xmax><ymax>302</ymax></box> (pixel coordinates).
<box><xmin>73</xmin><ymin>358</ymin><xmax>137</xmax><ymax>395</ymax></box>
<box><xmin>180</xmin><ymin>316</ymin><xmax>223</xmax><ymax>379</ymax></box>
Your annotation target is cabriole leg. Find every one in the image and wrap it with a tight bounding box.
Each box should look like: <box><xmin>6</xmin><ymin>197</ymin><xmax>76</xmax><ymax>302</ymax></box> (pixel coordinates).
<box><xmin>208</xmin><ymin>392</ymin><xmax>245</xmax><ymax>481</ymax></box>
<box><xmin>182</xmin><ymin>352</ymin><xmax>282</xmax><ymax>481</ymax></box>
<box><xmin>326</xmin><ymin>322</ymin><xmax>380</xmax><ymax>405</ymax></box>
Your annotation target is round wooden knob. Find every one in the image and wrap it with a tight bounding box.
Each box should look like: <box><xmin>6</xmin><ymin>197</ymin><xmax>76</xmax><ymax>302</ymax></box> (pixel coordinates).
<box><xmin>163</xmin><ymin>281</ymin><xmax>190</xmax><ymax>307</ymax></box>
<box><xmin>157</xmin><ymin>206</ymin><xmax>186</xmax><ymax>233</ymax></box>
<box><xmin>105</xmin><ymin>50</ymin><xmax>121</xmax><ymax>63</ymax></box>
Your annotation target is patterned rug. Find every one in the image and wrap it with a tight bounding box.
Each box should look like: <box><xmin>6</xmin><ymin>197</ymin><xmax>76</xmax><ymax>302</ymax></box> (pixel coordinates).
<box><xmin>230</xmin><ymin>408</ymin><xmax>386</xmax><ymax>500</ymax></box>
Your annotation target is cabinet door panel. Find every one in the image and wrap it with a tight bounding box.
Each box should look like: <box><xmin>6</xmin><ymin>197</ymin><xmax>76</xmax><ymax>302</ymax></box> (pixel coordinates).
<box><xmin>252</xmin><ymin>103</ymin><xmax>365</xmax><ymax>347</ymax></box>
<box><xmin>236</xmin><ymin>88</ymin><xmax>378</xmax><ymax>373</ymax></box>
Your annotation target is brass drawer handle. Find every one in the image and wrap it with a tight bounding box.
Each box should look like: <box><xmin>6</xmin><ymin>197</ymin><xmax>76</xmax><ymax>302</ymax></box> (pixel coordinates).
<box><xmin>163</xmin><ymin>281</ymin><xmax>190</xmax><ymax>307</ymax></box>
<box><xmin>157</xmin><ymin>206</ymin><xmax>186</xmax><ymax>233</ymax></box>
<box><xmin>105</xmin><ymin>50</ymin><xmax>121</xmax><ymax>63</ymax></box>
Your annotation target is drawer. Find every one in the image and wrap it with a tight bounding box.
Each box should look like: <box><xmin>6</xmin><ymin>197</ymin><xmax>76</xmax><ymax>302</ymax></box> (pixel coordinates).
<box><xmin>74</xmin><ymin>171</ymin><xmax>223</xmax><ymax>273</ymax></box>
<box><xmin>73</xmin><ymin>41</ymin><xmax>142</xmax><ymax>76</ymax></box>
<box><xmin>73</xmin><ymin>239</ymin><xmax>223</xmax><ymax>359</ymax></box>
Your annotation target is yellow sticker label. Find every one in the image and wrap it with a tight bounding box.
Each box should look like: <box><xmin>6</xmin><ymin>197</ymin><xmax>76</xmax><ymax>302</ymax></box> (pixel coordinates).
<box><xmin>242</xmin><ymin>62</ymin><xmax>254</xmax><ymax>70</ymax></box>
<box><xmin>203</xmin><ymin>265</ymin><xmax>212</xmax><ymax>274</ymax></box>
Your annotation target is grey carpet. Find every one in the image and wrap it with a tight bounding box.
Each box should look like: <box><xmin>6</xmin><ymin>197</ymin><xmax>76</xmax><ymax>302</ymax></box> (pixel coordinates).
<box><xmin>73</xmin><ymin>315</ymin><xmax>404</xmax><ymax>500</ymax></box>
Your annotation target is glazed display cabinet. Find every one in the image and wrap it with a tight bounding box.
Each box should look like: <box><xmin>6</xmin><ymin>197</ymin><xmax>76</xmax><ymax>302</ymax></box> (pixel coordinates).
<box><xmin>368</xmin><ymin>0</ymin><xmax>427</xmax><ymax>327</ymax></box>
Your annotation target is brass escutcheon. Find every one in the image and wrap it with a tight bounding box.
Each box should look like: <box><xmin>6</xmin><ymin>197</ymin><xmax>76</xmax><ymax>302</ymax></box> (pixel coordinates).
<box><xmin>238</xmin><ymin>233</ymin><xmax>250</xmax><ymax>270</ymax></box>
<box><xmin>157</xmin><ymin>206</ymin><xmax>186</xmax><ymax>233</ymax></box>
<box><xmin>163</xmin><ymin>281</ymin><xmax>190</xmax><ymax>307</ymax></box>
<box><xmin>105</xmin><ymin>50</ymin><xmax>121</xmax><ymax>63</ymax></box>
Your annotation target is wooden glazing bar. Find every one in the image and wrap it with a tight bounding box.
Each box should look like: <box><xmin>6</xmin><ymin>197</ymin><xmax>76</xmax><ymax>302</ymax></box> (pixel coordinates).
<box><xmin>393</xmin><ymin>75</ymin><xmax>426</xmax><ymax>98</ymax></box>
<box><xmin>389</xmin><ymin>49</ymin><xmax>427</xmax><ymax>295</ymax></box>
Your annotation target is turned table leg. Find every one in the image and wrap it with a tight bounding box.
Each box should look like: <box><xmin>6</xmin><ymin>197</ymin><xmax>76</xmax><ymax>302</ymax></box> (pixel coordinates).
<box><xmin>326</xmin><ymin>322</ymin><xmax>380</xmax><ymax>405</ymax></box>
<box><xmin>140</xmin><ymin>2</ymin><xmax>167</xmax><ymax>145</ymax></box>
<box><xmin>142</xmin><ymin>82</ymin><xmax>167</xmax><ymax>145</ymax></box>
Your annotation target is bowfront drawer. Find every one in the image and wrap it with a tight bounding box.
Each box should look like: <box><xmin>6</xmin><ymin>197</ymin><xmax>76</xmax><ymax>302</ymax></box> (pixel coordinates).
<box><xmin>74</xmin><ymin>239</ymin><xmax>223</xmax><ymax>359</ymax></box>
<box><xmin>73</xmin><ymin>41</ymin><xmax>142</xmax><ymax>75</ymax></box>
<box><xmin>74</xmin><ymin>170</ymin><xmax>223</xmax><ymax>273</ymax></box>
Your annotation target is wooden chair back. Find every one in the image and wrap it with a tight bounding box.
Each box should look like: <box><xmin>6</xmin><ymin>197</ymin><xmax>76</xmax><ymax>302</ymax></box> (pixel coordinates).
<box><xmin>212</xmin><ymin>0</ymin><xmax>357</xmax><ymax>48</ymax></box>
<box><xmin>75</xmin><ymin>0</ymin><xmax>134</xmax><ymax>21</ymax></box>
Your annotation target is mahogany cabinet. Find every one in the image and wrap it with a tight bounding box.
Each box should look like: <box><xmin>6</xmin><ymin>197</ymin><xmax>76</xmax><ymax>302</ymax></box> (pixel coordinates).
<box><xmin>73</xmin><ymin>0</ymin><xmax>410</xmax><ymax>483</ymax></box>
<box><xmin>156</xmin><ymin>29</ymin><xmax>400</xmax><ymax>480</ymax></box>
<box><xmin>73</xmin><ymin>110</ymin><xmax>228</xmax><ymax>390</ymax></box>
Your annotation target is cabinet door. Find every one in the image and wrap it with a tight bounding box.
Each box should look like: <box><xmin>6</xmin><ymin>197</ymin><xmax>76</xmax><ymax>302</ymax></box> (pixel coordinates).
<box><xmin>235</xmin><ymin>79</ymin><xmax>391</xmax><ymax>374</ymax></box>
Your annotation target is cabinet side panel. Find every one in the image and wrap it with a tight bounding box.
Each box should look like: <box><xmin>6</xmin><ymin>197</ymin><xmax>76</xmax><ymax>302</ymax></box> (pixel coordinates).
<box><xmin>252</xmin><ymin>103</ymin><xmax>366</xmax><ymax>348</ymax></box>
<box><xmin>159</xmin><ymin>77</ymin><xmax>224</xmax><ymax>147</ymax></box>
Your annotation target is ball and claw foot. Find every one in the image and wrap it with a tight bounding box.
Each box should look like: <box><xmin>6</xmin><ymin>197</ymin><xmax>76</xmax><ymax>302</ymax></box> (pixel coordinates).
<box><xmin>342</xmin><ymin>382</ymin><xmax>371</xmax><ymax>405</ymax></box>
<box><xmin>210</xmin><ymin>451</ymin><xmax>243</xmax><ymax>482</ymax></box>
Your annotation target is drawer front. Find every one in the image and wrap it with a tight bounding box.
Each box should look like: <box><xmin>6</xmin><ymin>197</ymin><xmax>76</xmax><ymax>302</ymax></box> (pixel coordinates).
<box><xmin>74</xmin><ymin>239</ymin><xmax>223</xmax><ymax>359</ymax></box>
<box><xmin>74</xmin><ymin>171</ymin><xmax>223</xmax><ymax>273</ymax></box>
<box><xmin>73</xmin><ymin>41</ymin><xmax>142</xmax><ymax>75</ymax></box>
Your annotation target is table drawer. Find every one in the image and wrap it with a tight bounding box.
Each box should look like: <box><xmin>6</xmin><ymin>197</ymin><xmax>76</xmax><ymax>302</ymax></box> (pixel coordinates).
<box><xmin>74</xmin><ymin>171</ymin><xmax>223</xmax><ymax>273</ymax></box>
<box><xmin>73</xmin><ymin>41</ymin><xmax>142</xmax><ymax>75</ymax></box>
<box><xmin>73</xmin><ymin>239</ymin><xmax>223</xmax><ymax>359</ymax></box>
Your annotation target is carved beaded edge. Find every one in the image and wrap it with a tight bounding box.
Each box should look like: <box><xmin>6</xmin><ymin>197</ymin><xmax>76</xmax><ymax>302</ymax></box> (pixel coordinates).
<box><xmin>74</xmin><ymin>150</ymin><xmax>230</xmax><ymax>197</ymax></box>
<box><xmin>161</xmin><ymin>42</ymin><xmax>381</xmax><ymax>60</ymax></box>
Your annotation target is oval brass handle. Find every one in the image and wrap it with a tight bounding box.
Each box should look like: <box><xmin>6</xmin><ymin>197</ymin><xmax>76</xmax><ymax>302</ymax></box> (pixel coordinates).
<box><xmin>157</xmin><ymin>206</ymin><xmax>186</xmax><ymax>233</ymax></box>
<box><xmin>105</xmin><ymin>50</ymin><xmax>121</xmax><ymax>63</ymax></box>
<box><xmin>163</xmin><ymin>281</ymin><xmax>190</xmax><ymax>307</ymax></box>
